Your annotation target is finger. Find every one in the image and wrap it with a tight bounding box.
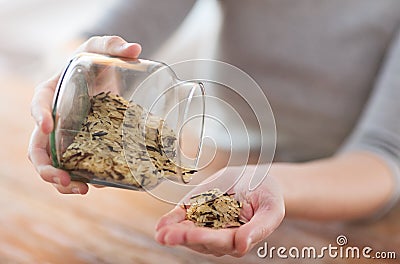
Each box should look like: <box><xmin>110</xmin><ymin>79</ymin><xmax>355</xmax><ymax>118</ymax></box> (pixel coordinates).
<box><xmin>234</xmin><ymin>203</ymin><xmax>285</xmax><ymax>255</ymax></box>
<box><xmin>53</xmin><ymin>181</ymin><xmax>89</xmax><ymax>195</ymax></box>
<box><xmin>44</xmin><ymin>168</ymin><xmax>89</xmax><ymax>194</ymax></box>
<box><xmin>37</xmin><ymin>165</ymin><xmax>71</xmax><ymax>187</ymax></box>
<box><xmin>185</xmin><ymin>227</ymin><xmax>236</xmax><ymax>254</ymax></box>
<box><xmin>156</xmin><ymin>221</ymin><xmax>226</xmax><ymax>256</ymax></box>
<box><xmin>155</xmin><ymin>220</ymin><xmax>194</xmax><ymax>245</ymax></box>
<box><xmin>77</xmin><ymin>36</ymin><xmax>142</xmax><ymax>58</ymax></box>
<box><xmin>29</xmin><ymin>126</ymin><xmax>90</xmax><ymax>194</ymax></box>
<box><xmin>31</xmin><ymin>75</ymin><xmax>59</xmax><ymax>134</ymax></box>
<box><xmin>185</xmin><ymin>244</ymin><xmax>210</xmax><ymax>255</ymax></box>
<box><xmin>156</xmin><ymin>225</ymin><xmax>209</xmax><ymax>254</ymax></box>
<box><xmin>28</xmin><ymin>126</ymin><xmax>71</xmax><ymax>186</ymax></box>
<box><xmin>155</xmin><ymin>206</ymin><xmax>186</xmax><ymax>231</ymax></box>
<box><xmin>158</xmin><ymin>221</ymin><xmax>237</xmax><ymax>255</ymax></box>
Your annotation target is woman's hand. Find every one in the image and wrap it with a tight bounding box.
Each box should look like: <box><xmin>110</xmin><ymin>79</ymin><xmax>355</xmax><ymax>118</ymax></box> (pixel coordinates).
<box><xmin>28</xmin><ymin>36</ymin><xmax>142</xmax><ymax>194</ymax></box>
<box><xmin>155</xmin><ymin>165</ymin><xmax>285</xmax><ymax>257</ymax></box>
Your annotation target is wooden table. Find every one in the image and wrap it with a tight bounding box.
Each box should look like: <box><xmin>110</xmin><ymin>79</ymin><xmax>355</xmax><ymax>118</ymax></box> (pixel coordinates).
<box><xmin>0</xmin><ymin>73</ymin><xmax>398</xmax><ymax>263</ymax></box>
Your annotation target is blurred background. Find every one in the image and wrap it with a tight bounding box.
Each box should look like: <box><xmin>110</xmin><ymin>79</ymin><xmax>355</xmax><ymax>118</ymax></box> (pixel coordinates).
<box><xmin>0</xmin><ymin>0</ymin><xmax>398</xmax><ymax>263</ymax></box>
<box><xmin>1</xmin><ymin>0</ymin><xmax>113</xmax><ymax>76</ymax></box>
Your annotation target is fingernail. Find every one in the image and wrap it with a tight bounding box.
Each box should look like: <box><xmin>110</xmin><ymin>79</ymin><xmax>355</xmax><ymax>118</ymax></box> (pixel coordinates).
<box><xmin>122</xmin><ymin>43</ymin><xmax>141</xmax><ymax>52</ymax></box>
<box><xmin>154</xmin><ymin>231</ymin><xmax>163</xmax><ymax>244</ymax></box>
<box><xmin>35</xmin><ymin>116</ymin><xmax>42</xmax><ymax>127</ymax></box>
<box><xmin>72</xmin><ymin>187</ymin><xmax>80</xmax><ymax>194</ymax></box>
<box><xmin>121</xmin><ymin>43</ymin><xmax>134</xmax><ymax>50</ymax></box>
<box><xmin>53</xmin><ymin>177</ymin><xmax>61</xmax><ymax>185</ymax></box>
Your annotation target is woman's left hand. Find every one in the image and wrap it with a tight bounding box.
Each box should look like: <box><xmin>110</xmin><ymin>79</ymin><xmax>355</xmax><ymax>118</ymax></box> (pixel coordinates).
<box><xmin>155</xmin><ymin>165</ymin><xmax>285</xmax><ymax>257</ymax></box>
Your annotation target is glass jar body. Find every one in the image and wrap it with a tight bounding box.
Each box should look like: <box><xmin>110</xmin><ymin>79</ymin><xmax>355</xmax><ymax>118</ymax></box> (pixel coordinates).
<box><xmin>51</xmin><ymin>53</ymin><xmax>205</xmax><ymax>190</ymax></box>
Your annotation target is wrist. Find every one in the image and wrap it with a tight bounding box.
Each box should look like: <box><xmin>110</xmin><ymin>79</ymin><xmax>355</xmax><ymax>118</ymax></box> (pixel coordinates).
<box><xmin>268</xmin><ymin>152</ymin><xmax>396</xmax><ymax>221</ymax></box>
<box><xmin>268</xmin><ymin>162</ymin><xmax>304</xmax><ymax>218</ymax></box>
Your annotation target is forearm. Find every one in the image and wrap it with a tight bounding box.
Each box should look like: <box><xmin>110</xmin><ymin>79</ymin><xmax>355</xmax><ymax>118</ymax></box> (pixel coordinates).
<box><xmin>272</xmin><ymin>151</ymin><xmax>396</xmax><ymax>221</ymax></box>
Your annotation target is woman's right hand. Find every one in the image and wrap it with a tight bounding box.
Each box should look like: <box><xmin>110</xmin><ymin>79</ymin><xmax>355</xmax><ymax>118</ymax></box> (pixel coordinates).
<box><xmin>28</xmin><ymin>36</ymin><xmax>142</xmax><ymax>194</ymax></box>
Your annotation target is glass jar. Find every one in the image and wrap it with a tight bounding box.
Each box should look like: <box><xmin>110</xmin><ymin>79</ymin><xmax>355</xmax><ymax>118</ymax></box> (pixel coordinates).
<box><xmin>50</xmin><ymin>52</ymin><xmax>205</xmax><ymax>191</ymax></box>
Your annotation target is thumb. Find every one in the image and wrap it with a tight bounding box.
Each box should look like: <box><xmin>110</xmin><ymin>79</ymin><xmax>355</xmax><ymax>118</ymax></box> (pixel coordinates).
<box><xmin>77</xmin><ymin>36</ymin><xmax>142</xmax><ymax>58</ymax></box>
<box><xmin>234</xmin><ymin>204</ymin><xmax>284</xmax><ymax>255</ymax></box>
<box><xmin>155</xmin><ymin>206</ymin><xmax>186</xmax><ymax>231</ymax></box>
